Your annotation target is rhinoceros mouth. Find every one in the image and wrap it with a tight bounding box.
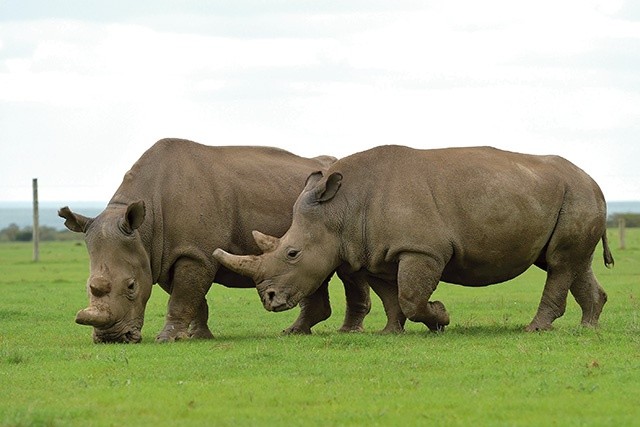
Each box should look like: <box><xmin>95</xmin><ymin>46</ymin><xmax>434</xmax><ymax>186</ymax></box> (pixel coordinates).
<box><xmin>270</xmin><ymin>302</ymin><xmax>295</xmax><ymax>312</ymax></box>
<box><xmin>93</xmin><ymin>325</ymin><xmax>142</xmax><ymax>344</ymax></box>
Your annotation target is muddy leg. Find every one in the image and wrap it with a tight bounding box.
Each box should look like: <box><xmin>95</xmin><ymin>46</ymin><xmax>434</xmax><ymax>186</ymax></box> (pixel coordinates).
<box><xmin>569</xmin><ymin>267</ymin><xmax>608</xmax><ymax>327</ymax></box>
<box><xmin>156</xmin><ymin>258</ymin><xmax>211</xmax><ymax>342</ymax></box>
<box><xmin>188</xmin><ymin>298</ymin><xmax>215</xmax><ymax>339</ymax></box>
<box><xmin>283</xmin><ymin>279</ymin><xmax>331</xmax><ymax>335</ymax></box>
<box><xmin>397</xmin><ymin>253</ymin><xmax>449</xmax><ymax>332</ymax></box>
<box><xmin>526</xmin><ymin>266</ymin><xmax>573</xmax><ymax>332</ymax></box>
<box><xmin>367</xmin><ymin>276</ymin><xmax>406</xmax><ymax>334</ymax></box>
<box><xmin>337</xmin><ymin>269</ymin><xmax>371</xmax><ymax>333</ymax></box>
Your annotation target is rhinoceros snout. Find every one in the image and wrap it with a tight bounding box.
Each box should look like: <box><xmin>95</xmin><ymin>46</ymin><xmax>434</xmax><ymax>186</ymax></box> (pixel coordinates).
<box><xmin>266</xmin><ymin>289</ymin><xmax>277</xmax><ymax>303</ymax></box>
<box><xmin>263</xmin><ymin>288</ymin><xmax>290</xmax><ymax>312</ymax></box>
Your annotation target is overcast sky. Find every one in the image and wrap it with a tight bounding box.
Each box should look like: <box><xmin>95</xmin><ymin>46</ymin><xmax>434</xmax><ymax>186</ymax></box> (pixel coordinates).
<box><xmin>1</xmin><ymin>0</ymin><xmax>639</xmax><ymax>202</ymax></box>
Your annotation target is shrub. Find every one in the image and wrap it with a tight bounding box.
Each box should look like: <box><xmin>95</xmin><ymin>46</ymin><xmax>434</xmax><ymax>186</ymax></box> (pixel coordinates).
<box><xmin>15</xmin><ymin>228</ymin><xmax>33</xmax><ymax>241</ymax></box>
<box><xmin>0</xmin><ymin>225</ymin><xmax>83</xmax><ymax>242</ymax></box>
<box><xmin>0</xmin><ymin>224</ymin><xmax>20</xmax><ymax>242</ymax></box>
<box><xmin>607</xmin><ymin>213</ymin><xmax>640</xmax><ymax>228</ymax></box>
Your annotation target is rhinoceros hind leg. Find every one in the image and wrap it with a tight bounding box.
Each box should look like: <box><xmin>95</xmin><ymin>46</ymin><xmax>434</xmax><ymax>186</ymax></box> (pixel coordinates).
<box><xmin>569</xmin><ymin>268</ymin><xmax>607</xmax><ymax>328</ymax></box>
<box><xmin>526</xmin><ymin>260</ymin><xmax>574</xmax><ymax>332</ymax></box>
<box><xmin>528</xmin><ymin>191</ymin><xmax>609</xmax><ymax>332</ymax></box>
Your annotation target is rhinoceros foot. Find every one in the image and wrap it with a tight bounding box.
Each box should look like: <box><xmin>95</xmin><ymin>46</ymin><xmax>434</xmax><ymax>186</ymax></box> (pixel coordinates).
<box><xmin>378</xmin><ymin>321</ymin><xmax>405</xmax><ymax>334</ymax></box>
<box><xmin>338</xmin><ymin>324</ymin><xmax>365</xmax><ymax>333</ymax></box>
<box><xmin>579</xmin><ymin>286</ymin><xmax>608</xmax><ymax>328</ymax></box>
<box><xmin>282</xmin><ymin>325</ymin><xmax>312</xmax><ymax>335</ymax></box>
<box><xmin>524</xmin><ymin>321</ymin><xmax>553</xmax><ymax>332</ymax></box>
<box><xmin>189</xmin><ymin>329</ymin><xmax>215</xmax><ymax>340</ymax></box>
<box><xmin>425</xmin><ymin>301</ymin><xmax>450</xmax><ymax>332</ymax></box>
<box><xmin>155</xmin><ymin>327</ymin><xmax>191</xmax><ymax>343</ymax></box>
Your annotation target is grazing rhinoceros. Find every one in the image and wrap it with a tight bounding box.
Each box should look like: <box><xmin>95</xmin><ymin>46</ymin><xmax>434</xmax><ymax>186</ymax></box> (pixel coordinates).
<box><xmin>214</xmin><ymin>145</ymin><xmax>614</xmax><ymax>333</ymax></box>
<box><xmin>59</xmin><ymin>138</ymin><xmax>373</xmax><ymax>343</ymax></box>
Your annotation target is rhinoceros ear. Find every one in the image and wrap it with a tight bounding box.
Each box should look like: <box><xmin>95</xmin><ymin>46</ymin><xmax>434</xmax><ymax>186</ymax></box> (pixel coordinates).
<box><xmin>312</xmin><ymin>155</ymin><xmax>337</xmax><ymax>169</ymax></box>
<box><xmin>304</xmin><ymin>171</ymin><xmax>324</xmax><ymax>190</ymax></box>
<box><xmin>58</xmin><ymin>206</ymin><xmax>93</xmax><ymax>233</ymax></box>
<box><xmin>314</xmin><ymin>172</ymin><xmax>342</xmax><ymax>203</ymax></box>
<box><xmin>120</xmin><ymin>200</ymin><xmax>145</xmax><ymax>234</ymax></box>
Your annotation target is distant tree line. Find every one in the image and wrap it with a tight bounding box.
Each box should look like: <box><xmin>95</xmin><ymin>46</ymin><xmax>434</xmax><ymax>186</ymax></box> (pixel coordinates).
<box><xmin>0</xmin><ymin>224</ymin><xmax>82</xmax><ymax>242</ymax></box>
<box><xmin>0</xmin><ymin>213</ymin><xmax>638</xmax><ymax>242</ymax></box>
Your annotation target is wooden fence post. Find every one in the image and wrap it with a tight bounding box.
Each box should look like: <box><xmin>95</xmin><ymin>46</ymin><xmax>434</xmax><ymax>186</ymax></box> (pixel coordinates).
<box><xmin>618</xmin><ymin>217</ymin><xmax>626</xmax><ymax>250</ymax></box>
<box><xmin>32</xmin><ymin>178</ymin><xmax>39</xmax><ymax>262</ymax></box>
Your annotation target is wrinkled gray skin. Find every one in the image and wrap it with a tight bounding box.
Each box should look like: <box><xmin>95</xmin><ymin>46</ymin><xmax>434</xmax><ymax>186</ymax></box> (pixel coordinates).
<box><xmin>59</xmin><ymin>138</ymin><xmax>373</xmax><ymax>343</ymax></box>
<box><xmin>214</xmin><ymin>145</ymin><xmax>614</xmax><ymax>333</ymax></box>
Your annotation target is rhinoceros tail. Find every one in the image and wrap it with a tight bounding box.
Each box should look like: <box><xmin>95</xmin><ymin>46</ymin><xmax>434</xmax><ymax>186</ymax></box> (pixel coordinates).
<box><xmin>602</xmin><ymin>232</ymin><xmax>614</xmax><ymax>269</ymax></box>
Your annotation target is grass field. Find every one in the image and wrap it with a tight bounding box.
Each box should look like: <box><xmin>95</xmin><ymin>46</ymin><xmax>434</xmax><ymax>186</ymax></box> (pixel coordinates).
<box><xmin>1</xmin><ymin>229</ymin><xmax>639</xmax><ymax>426</ymax></box>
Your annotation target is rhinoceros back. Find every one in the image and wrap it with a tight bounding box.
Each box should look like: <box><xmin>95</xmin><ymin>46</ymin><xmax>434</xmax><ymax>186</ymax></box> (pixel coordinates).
<box><xmin>109</xmin><ymin>138</ymin><xmax>332</xmax><ymax>288</ymax></box>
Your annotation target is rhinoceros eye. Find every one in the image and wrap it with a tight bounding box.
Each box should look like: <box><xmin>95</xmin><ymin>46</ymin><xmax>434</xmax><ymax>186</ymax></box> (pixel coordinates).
<box><xmin>125</xmin><ymin>279</ymin><xmax>137</xmax><ymax>300</ymax></box>
<box><xmin>286</xmin><ymin>248</ymin><xmax>301</xmax><ymax>260</ymax></box>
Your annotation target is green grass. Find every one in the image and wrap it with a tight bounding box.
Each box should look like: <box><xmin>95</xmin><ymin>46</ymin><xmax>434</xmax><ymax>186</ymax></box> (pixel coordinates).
<box><xmin>1</xmin><ymin>230</ymin><xmax>639</xmax><ymax>426</ymax></box>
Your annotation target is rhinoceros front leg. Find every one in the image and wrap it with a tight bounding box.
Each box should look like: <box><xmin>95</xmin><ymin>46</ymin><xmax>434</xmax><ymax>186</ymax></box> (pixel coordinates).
<box><xmin>156</xmin><ymin>258</ymin><xmax>212</xmax><ymax>342</ymax></box>
<box><xmin>397</xmin><ymin>253</ymin><xmax>449</xmax><ymax>332</ymax></box>
<box><xmin>188</xmin><ymin>298</ymin><xmax>215</xmax><ymax>339</ymax></box>
<box><xmin>283</xmin><ymin>270</ymin><xmax>375</xmax><ymax>334</ymax></box>
<box><xmin>283</xmin><ymin>279</ymin><xmax>331</xmax><ymax>334</ymax></box>
<box><xmin>337</xmin><ymin>268</ymin><xmax>371</xmax><ymax>333</ymax></box>
<box><xmin>336</xmin><ymin>269</ymin><xmax>406</xmax><ymax>333</ymax></box>
<box><xmin>366</xmin><ymin>275</ymin><xmax>406</xmax><ymax>334</ymax></box>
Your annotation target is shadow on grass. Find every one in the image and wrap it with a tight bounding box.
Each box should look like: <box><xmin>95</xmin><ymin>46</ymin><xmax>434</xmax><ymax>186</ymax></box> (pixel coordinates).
<box><xmin>84</xmin><ymin>322</ymin><xmax>612</xmax><ymax>351</ymax></box>
<box><xmin>198</xmin><ymin>322</ymin><xmax>532</xmax><ymax>344</ymax></box>
<box><xmin>446</xmin><ymin>323</ymin><xmax>528</xmax><ymax>336</ymax></box>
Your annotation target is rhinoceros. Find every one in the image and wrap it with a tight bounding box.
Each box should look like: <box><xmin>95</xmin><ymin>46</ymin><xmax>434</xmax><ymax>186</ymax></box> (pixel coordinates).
<box><xmin>59</xmin><ymin>138</ymin><xmax>374</xmax><ymax>343</ymax></box>
<box><xmin>214</xmin><ymin>145</ymin><xmax>614</xmax><ymax>333</ymax></box>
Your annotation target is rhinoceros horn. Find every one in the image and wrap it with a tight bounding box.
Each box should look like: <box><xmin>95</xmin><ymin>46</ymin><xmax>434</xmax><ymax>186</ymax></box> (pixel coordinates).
<box><xmin>213</xmin><ymin>249</ymin><xmax>261</xmax><ymax>280</ymax></box>
<box><xmin>75</xmin><ymin>307</ymin><xmax>112</xmax><ymax>327</ymax></box>
<box><xmin>252</xmin><ymin>230</ymin><xmax>279</xmax><ymax>253</ymax></box>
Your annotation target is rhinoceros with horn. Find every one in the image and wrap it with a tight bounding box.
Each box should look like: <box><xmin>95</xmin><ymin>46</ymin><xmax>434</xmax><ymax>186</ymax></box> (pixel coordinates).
<box><xmin>59</xmin><ymin>138</ymin><xmax>374</xmax><ymax>343</ymax></box>
<box><xmin>214</xmin><ymin>145</ymin><xmax>614</xmax><ymax>332</ymax></box>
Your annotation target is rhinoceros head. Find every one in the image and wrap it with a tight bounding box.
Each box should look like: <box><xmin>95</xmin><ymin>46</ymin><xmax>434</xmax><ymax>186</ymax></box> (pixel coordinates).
<box><xmin>59</xmin><ymin>201</ymin><xmax>152</xmax><ymax>343</ymax></box>
<box><xmin>214</xmin><ymin>172</ymin><xmax>343</xmax><ymax>312</ymax></box>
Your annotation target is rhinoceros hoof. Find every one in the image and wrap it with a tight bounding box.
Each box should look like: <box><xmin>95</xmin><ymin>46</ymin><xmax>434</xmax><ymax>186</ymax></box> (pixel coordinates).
<box><xmin>189</xmin><ymin>329</ymin><xmax>215</xmax><ymax>340</ymax></box>
<box><xmin>425</xmin><ymin>300</ymin><xmax>450</xmax><ymax>331</ymax></box>
<box><xmin>155</xmin><ymin>334</ymin><xmax>173</xmax><ymax>343</ymax></box>
<box><xmin>282</xmin><ymin>325</ymin><xmax>312</xmax><ymax>335</ymax></box>
<box><xmin>338</xmin><ymin>325</ymin><xmax>365</xmax><ymax>333</ymax></box>
<box><xmin>155</xmin><ymin>330</ymin><xmax>191</xmax><ymax>342</ymax></box>
<box><xmin>379</xmin><ymin>323</ymin><xmax>405</xmax><ymax>334</ymax></box>
<box><xmin>524</xmin><ymin>322</ymin><xmax>553</xmax><ymax>332</ymax></box>
<box><xmin>427</xmin><ymin>323</ymin><xmax>447</xmax><ymax>333</ymax></box>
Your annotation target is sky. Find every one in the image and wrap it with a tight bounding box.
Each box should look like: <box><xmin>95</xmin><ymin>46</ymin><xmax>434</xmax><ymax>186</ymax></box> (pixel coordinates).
<box><xmin>1</xmin><ymin>0</ymin><xmax>639</xmax><ymax>202</ymax></box>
